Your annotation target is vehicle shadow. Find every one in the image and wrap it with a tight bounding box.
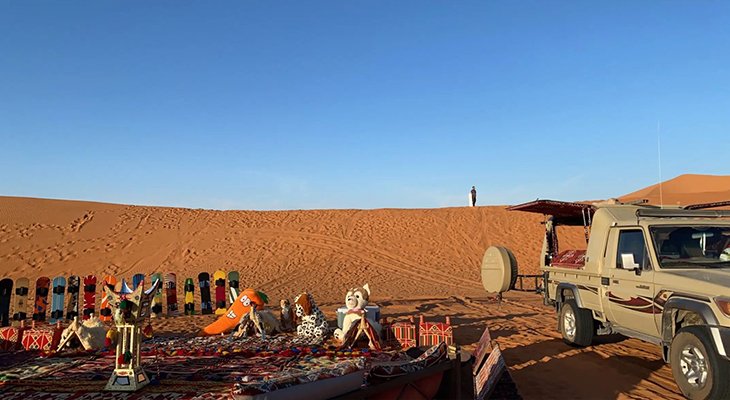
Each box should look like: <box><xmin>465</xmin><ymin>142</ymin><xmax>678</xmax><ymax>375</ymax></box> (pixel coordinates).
<box><xmin>503</xmin><ymin>337</ymin><xmax>679</xmax><ymax>399</ymax></box>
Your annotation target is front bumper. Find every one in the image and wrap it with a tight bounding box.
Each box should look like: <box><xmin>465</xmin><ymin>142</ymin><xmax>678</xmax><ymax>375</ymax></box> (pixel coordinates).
<box><xmin>709</xmin><ymin>325</ymin><xmax>730</xmax><ymax>361</ymax></box>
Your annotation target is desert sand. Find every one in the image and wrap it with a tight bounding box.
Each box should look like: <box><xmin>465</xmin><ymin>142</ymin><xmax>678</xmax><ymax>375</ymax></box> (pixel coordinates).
<box><xmin>1</xmin><ymin>173</ymin><xmax>728</xmax><ymax>399</ymax></box>
<box><xmin>620</xmin><ymin>174</ymin><xmax>730</xmax><ymax>207</ymax></box>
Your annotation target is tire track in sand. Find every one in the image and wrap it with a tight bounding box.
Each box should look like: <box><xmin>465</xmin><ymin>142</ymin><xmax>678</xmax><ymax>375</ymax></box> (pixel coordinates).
<box><xmin>242</xmin><ymin>228</ymin><xmax>482</xmax><ymax>290</ymax></box>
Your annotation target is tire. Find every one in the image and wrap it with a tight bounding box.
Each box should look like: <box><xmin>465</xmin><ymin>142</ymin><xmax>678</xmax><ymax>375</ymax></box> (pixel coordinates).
<box><xmin>559</xmin><ymin>299</ymin><xmax>594</xmax><ymax>347</ymax></box>
<box><xmin>670</xmin><ymin>326</ymin><xmax>730</xmax><ymax>400</ymax></box>
<box><xmin>481</xmin><ymin>246</ymin><xmax>518</xmax><ymax>293</ymax></box>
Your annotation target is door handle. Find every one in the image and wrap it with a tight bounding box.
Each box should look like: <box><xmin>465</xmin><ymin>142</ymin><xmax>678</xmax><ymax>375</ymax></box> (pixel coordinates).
<box><xmin>636</xmin><ymin>284</ymin><xmax>650</xmax><ymax>290</ymax></box>
<box><xmin>612</xmin><ymin>280</ymin><xmax>619</xmax><ymax>284</ymax></box>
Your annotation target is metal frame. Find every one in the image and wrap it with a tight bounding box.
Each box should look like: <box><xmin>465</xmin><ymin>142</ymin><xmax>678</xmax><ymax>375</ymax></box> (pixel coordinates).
<box><xmin>636</xmin><ymin>209</ymin><xmax>730</xmax><ymax>219</ymax></box>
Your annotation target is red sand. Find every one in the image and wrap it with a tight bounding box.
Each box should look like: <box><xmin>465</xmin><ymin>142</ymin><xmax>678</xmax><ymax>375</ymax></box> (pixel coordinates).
<box><xmin>2</xmin><ymin>173</ymin><xmax>729</xmax><ymax>399</ymax></box>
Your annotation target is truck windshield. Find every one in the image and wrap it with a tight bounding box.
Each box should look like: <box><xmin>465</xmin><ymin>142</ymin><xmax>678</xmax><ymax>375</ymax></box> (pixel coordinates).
<box><xmin>650</xmin><ymin>226</ymin><xmax>730</xmax><ymax>269</ymax></box>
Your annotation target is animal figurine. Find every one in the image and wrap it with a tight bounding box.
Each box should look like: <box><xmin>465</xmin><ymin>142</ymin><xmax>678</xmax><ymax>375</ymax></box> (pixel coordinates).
<box><xmin>293</xmin><ymin>292</ymin><xmax>329</xmax><ymax>343</ymax></box>
<box><xmin>234</xmin><ymin>303</ymin><xmax>281</xmax><ymax>339</ymax></box>
<box><xmin>334</xmin><ymin>283</ymin><xmax>381</xmax><ymax>341</ymax></box>
<box><xmin>339</xmin><ymin>310</ymin><xmax>382</xmax><ymax>351</ymax></box>
<box><xmin>57</xmin><ymin>315</ymin><xmax>108</xmax><ymax>351</ymax></box>
<box><xmin>280</xmin><ymin>299</ymin><xmax>295</xmax><ymax>332</ymax></box>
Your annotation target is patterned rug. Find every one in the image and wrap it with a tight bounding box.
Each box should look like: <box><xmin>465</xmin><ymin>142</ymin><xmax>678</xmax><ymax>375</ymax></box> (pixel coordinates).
<box><xmin>0</xmin><ymin>334</ymin><xmax>445</xmax><ymax>399</ymax></box>
<box><xmin>0</xmin><ymin>335</ymin><xmax>377</xmax><ymax>399</ymax></box>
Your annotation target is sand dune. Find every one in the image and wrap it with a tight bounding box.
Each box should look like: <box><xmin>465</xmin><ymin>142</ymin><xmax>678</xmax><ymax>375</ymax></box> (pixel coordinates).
<box><xmin>620</xmin><ymin>174</ymin><xmax>730</xmax><ymax>206</ymax></box>
<box><xmin>0</xmin><ymin>196</ymin><xmax>586</xmax><ymax>303</ymax></box>
<box><xmin>2</xmin><ymin>173</ymin><xmax>729</xmax><ymax>399</ymax></box>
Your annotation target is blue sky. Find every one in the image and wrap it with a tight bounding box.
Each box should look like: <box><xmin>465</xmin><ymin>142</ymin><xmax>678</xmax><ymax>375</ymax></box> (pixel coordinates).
<box><xmin>1</xmin><ymin>2</ymin><xmax>729</xmax><ymax>210</ymax></box>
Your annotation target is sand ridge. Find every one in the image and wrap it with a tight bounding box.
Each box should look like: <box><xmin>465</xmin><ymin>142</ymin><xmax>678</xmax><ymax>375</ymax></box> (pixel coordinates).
<box><xmin>0</xmin><ymin>196</ymin><xmax>586</xmax><ymax>303</ymax></box>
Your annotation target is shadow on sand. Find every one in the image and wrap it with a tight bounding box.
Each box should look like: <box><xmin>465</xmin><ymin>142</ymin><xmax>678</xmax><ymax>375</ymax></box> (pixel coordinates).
<box><xmin>504</xmin><ymin>337</ymin><xmax>670</xmax><ymax>399</ymax></box>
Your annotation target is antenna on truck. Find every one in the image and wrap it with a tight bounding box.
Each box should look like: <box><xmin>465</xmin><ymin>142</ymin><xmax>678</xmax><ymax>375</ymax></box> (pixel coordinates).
<box><xmin>657</xmin><ymin>120</ymin><xmax>664</xmax><ymax>209</ymax></box>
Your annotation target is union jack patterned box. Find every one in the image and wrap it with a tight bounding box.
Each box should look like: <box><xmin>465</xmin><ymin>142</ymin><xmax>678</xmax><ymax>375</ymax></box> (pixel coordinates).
<box><xmin>418</xmin><ymin>316</ymin><xmax>453</xmax><ymax>347</ymax></box>
<box><xmin>382</xmin><ymin>317</ymin><xmax>417</xmax><ymax>349</ymax></box>
<box><xmin>21</xmin><ymin>325</ymin><xmax>62</xmax><ymax>351</ymax></box>
<box><xmin>0</xmin><ymin>326</ymin><xmax>25</xmax><ymax>352</ymax></box>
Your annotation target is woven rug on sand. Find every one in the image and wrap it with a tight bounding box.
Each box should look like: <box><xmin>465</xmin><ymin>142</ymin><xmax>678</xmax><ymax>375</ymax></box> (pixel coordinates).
<box><xmin>0</xmin><ymin>334</ymin><xmax>412</xmax><ymax>399</ymax></box>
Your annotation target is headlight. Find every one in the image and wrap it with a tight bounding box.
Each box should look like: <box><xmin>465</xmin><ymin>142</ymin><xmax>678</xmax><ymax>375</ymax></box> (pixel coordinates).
<box><xmin>715</xmin><ymin>296</ymin><xmax>730</xmax><ymax>318</ymax></box>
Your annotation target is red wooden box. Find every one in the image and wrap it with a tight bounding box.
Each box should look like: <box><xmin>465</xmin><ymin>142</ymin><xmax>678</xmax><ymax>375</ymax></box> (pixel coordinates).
<box><xmin>418</xmin><ymin>316</ymin><xmax>453</xmax><ymax>347</ymax></box>
<box><xmin>21</xmin><ymin>325</ymin><xmax>62</xmax><ymax>351</ymax></box>
<box><xmin>0</xmin><ymin>326</ymin><xmax>26</xmax><ymax>352</ymax></box>
<box><xmin>382</xmin><ymin>317</ymin><xmax>418</xmax><ymax>349</ymax></box>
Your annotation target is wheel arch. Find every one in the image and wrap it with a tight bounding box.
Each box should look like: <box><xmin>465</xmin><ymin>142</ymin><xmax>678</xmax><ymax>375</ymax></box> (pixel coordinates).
<box><xmin>556</xmin><ymin>283</ymin><xmax>584</xmax><ymax>309</ymax></box>
<box><xmin>662</xmin><ymin>296</ymin><xmax>718</xmax><ymax>346</ymax></box>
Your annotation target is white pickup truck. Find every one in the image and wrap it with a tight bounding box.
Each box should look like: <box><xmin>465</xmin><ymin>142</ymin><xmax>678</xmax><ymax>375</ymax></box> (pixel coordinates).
<box><xmin>489</xmin><ymin>200</ymin><xmax>730</xmax><ymax>400</ymax></box>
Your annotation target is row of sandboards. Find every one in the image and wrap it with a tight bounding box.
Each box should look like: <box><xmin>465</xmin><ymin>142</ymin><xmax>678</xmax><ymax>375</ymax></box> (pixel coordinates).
<box><xmin>0</xmin><ymin>270</ymin><xmax>240</xmax><ymax>327</ymax></box>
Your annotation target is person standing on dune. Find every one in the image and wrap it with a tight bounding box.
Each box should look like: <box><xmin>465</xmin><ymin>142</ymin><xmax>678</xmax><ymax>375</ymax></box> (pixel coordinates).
<box><xmin>470</xmin><ymin>186</ymin><xmax>477</xmax><ymax>207</ymax></box>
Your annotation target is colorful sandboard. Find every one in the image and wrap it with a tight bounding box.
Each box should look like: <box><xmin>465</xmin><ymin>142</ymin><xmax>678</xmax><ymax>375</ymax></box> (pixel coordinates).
<box><xmin>198</xmin><ymin>272</ymin><xmax>212</xmax><ymax>315</ymax></box>
<box><xmin>33</xmin><ymin>276</ymin><xmax>51</xmax><ymax>322</ymax></box>
<box><xmin>66</xmin><ymin>275</ymin><xmax>80</xmax><ymax>321</ymax></box>
<box><xmin>132</xmin><ymin>273</ymin><xmax>145</xmax><ymax>290</ymax></box>
<box><xmin>184</xmin><ymin>278</ymin><xmax>195</xmax><ymax>315</ymax></box>
<box><xmin>83</xmin><ymin>275</ymin><xmax>97</xmax><ymax>320</ymax></box>
<box><xmin>13</xmin><ymin>277</ymin><xmax>29</xmax><ymax>324</ymax></box>
<box><xmin>214</xmin><ymin>270</ymin><xmax>227</xmax><ymax>315</ymax></box>
<box><xmin>151</xmin><ymin>273</ymin><xmax>163</xmax><ymax>318</ymax></box>
<box><xmin>99</xmin><ymin>275</ymin><xmax>116</xmax><ymax>322</ymax></box>
<box><xmin>0</xmin><ymin>278</ymin><xmax>12</xmax><ymax>327</ymax></box>
<box><xmin>50</xmin><ymin>276</ymin><xmax>66</xmax><ymax>323</ymax></box>
<box><xmin>165</xmin><ymin>273</ymin><xmax>179</xmax><ymax>316</ymax></box>
<box><xmin>227</xmin><ymin>271</ymin><xmax>239</xmax><ymax>304</ymax></box>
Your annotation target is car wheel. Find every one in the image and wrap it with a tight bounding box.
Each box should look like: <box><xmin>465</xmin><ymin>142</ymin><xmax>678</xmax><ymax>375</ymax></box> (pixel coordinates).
<box><xmin>560</xmin><ymin>299</ymin><xmax>594</xmax><ymax>347</ymax></box>
<box><xmin>670</xmin><ymin>326</ymin><xmax>730</xmax><ymax>400</ymax></box>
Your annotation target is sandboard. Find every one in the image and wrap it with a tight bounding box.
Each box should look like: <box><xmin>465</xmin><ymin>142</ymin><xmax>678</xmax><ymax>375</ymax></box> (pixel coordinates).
<box><xmin>99</xmin><ymin>275</ymin><xmax>117</xmax><ymax>322</ymax></box>
<box><xmin>227</xmin><ymin>271</ymin><xmax>239</xmax><ymax>304</ymax></box>
<box><xmin>184</xmin><ymin>277</ymin><xmax>195</xmax><ymax>315</ymax></box>
<box><xmin>0</xmin><ymin>278</ymin><xmax>13</xmax><ymax>327</ymax></box>
<box><xmin>50</xmin><ymin>276</ymin><xmax>66</xmax><ymax>323</ymax></box>
<box><xmin>66</xmin><ymin>275</ymin><xmax>80</xmax><ymax>321</ymax></box>
<box><xmin>33</xmin><ymin>277</ymin><xmax>51</xmax><ymax>322</ymax></box>
<box><xmin>132</xmin><ymin>273</ymin><xmax>145</xmax><ymax>290</ymax></box>
<box><xmin>198</xmin><ymin>272</ymin><xmax>212</xmax><ymax>315</ymax></box>
<box><xmin>151</xmin><ymin>273</ymin><xmax>163</xmax><ymax>318</ymax></box>
<box><xmin>82</xmin><ymin>275</ymin><xmax>97</xmax><ymax>320</ymax></box>
<box><xmin>213</xmin><ymin>270</ymin><xmax>227</xmax><ymax>315</ymax></box>
<box><xmin>165</xmin><ymin>272</ymin><xmax>179</xmax><ymax>316</ymax></box>
<box><xmin>13</xmin><ymin>277</ymin><xmax>29</xmax><ymax>325</ymax></box>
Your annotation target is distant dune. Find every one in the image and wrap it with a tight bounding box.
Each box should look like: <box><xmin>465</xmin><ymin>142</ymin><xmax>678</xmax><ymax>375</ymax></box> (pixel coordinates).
<box><xmin>620</xmin><ymin>173</ymin><xmax>730</xmax><ymax>207</ymax></box>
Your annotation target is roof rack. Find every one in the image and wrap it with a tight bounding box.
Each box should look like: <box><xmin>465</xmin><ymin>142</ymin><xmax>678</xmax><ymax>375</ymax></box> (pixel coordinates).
<box><xmin>683</xmin><ymin>200</ymin><xmax>730</xmax><ymax>210</ymax></box>
<box><xmin>624</xmin><ymin>199</ymin><xmax>650</xmax><ymax>206</ymax></box>
<box><xmin>636</xmin><ymin>208</ymin><xmax>730</xmax><ymax>219</ymax></box>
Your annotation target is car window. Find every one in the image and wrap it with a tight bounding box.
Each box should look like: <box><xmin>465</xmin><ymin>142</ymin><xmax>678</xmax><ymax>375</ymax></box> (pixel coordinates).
<box><xmin>650</xmin><ymin>225</ymin><xmax>730</xmax><ymax>269</ymax></box>
<box><xmin>616</xmin><ymin>230</ymin><xmax>650</xmax><ymax>270</ymax></box>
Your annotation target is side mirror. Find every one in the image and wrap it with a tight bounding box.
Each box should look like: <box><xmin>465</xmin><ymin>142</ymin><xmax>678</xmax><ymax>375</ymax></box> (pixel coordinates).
<box><xmin>620</xmin><ymin>253</ymin><xmax>641</xmax><ymax>273</ymax></box>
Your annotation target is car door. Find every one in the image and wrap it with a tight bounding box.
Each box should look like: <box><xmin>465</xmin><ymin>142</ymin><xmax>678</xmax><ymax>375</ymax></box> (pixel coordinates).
<box><xmin>605</xmin><ymin>228</ymin><xmax>659</xmax><ymax>337</ymax></box>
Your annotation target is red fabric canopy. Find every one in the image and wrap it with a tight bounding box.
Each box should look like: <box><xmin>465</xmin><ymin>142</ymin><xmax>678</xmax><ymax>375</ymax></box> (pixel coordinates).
<box><xmin>508</xmin><ymin>199</ymin><xmax>595</xmax><ymax>226</ymax></box>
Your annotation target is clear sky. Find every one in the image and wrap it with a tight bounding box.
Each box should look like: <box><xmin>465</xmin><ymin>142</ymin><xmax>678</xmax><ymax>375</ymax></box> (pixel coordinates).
<box><xmin>2</xmin><ymin>2</ymin><xmax>729</xmax><ymax>210</ymax></box>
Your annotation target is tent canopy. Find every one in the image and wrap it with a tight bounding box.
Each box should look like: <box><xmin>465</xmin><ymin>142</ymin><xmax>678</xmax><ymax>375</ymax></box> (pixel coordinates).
<box><xmin>508</xmin><ymin>199</ymin><xmax>595</xmax><ymax>226</ymax></box>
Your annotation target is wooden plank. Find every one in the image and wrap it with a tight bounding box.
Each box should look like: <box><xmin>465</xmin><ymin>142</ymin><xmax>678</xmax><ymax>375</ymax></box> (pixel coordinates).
<box><xmin>474</xmin><ymin>344</ymin><xmax>507</xmax><ymax>400</ymax></box>
<box><xmin>472</xmin><ymin>326</ymin><xmax>492</xmax><ymax>375</ymax></box>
